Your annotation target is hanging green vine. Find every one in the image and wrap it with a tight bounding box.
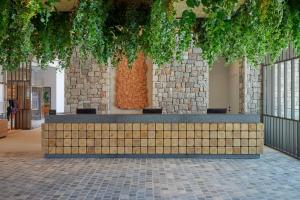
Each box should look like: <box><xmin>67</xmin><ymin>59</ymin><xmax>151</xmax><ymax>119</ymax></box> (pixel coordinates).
<box><xmin>0</xmin><ymin>0</ymin><xmax>300</xmax><ymax>71</ymax></box>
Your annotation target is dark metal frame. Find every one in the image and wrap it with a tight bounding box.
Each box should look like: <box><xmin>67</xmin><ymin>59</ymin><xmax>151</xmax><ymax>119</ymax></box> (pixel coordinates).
<box><xmin>263</xmin><ymin>46</ymin><xmax>300</xmax><ymax>159</ymax></box>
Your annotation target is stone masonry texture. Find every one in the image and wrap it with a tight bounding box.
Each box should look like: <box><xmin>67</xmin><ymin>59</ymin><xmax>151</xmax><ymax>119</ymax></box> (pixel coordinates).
<box><xmin>65</xmin><ymin>53</ymin><xmax>108</xmax><ymax>114</ymax></box>
<box><xmin>153</xmin><ymin>48</ymin><xmax>209</xmax><ymax>114</ymax></box>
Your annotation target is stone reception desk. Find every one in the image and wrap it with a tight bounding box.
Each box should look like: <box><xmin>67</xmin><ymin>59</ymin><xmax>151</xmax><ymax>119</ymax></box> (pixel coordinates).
<box><xmin>42</xmin><ymin>114</ymin><xmax>264</xmax><ymax>158</ymax></box>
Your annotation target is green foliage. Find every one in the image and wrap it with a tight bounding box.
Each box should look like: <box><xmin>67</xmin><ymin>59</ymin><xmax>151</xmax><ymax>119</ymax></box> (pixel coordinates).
<box><xmin>1</xmin><ymin>0</ymin><xmax>300</xmax><ymax>71</ymax></box>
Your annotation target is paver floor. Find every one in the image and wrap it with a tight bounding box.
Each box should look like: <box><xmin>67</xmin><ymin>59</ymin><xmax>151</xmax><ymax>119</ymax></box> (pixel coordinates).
<box><xmin>0</xmin><ymin>147</ymin><xmax>299</xmax><ymax>200</ymax></box>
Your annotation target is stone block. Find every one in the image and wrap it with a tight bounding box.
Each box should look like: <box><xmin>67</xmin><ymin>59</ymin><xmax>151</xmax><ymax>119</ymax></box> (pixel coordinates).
<box><xmin>118</xmin><ymin>131</ymin><xmax>125</xmax><ymax>138</ymax></box>
<box><xmin>133</xmin><ymin>131</ymin><xmax>140</xmax><ymax>138</ymax></box>
<box><xmin>225</xmin><ymin>139</ymin><xmax>233</xmax><ymax>146</ymax></box>
<box><xmin>95</xmin><ymin>147</ymin><xmax>102</xmax><ymax>154</ymax></box>
<box><xmin>202</xmin><ymin>123</ymin><xmax>209</xmax><ymax>131</ymax></box>
<box><xmin>56</xmin><ymin>131</ymin><xmax>63</xmax><ymax>139</ymax></box>
<box><xmin>187</xmin><ymin>131</ymin><xmax>194</xmax><ymax>138</ymax></box>
<box><xmin>178</xmin><ymin>131</ymin><xmax>186</xmax><ymax>138</ymax></box>
<box><xmin>72</xmin><ymin>147</ymin><xmax>79</xmax><ymax>154</ymax></box>
<box><xmin>249</xmin><ymin>124</ymin><xmax>257</xmax><ymax>131</ymax></box>
<box><xmin>164</xmin><ymin>147</ymin><xmax>171</xmax><ymax>154</ymax></box>
<box><xmin>171</xmin><ymin>139</ymin><xmax>178</xmax><ymax>146</ymax></box>
<box><xmin>78</xmin><ymin>124</ymin><xmax>86</xmax><ymax>131</ymax></box>
<box><xmin>187</xmin><ymin>123</ymin><xmax>194</xmax><ymax>131</ymax></box>
<box><xmin>257</xmin><ymin>123</ymin><xmax>264</xmax><ymax>131</ymax></box>
<box><xmin>249</xmin><ymin>139</ymin><xmax>256</xmax><ymax>146</ymax></box>
<box><xmin>141</xmin><ymin>123</ymin><xmax>147</xmax><ymax>131</ymax></box>
<box><xmin>249</xmin><ymin>147</ymin><xmax>257</xmax><ymax>154</ymax></box>
<box><xmin>218</xmin><ymin>147</ymin><xmax>225</xmax><ymax>154</ymax></box>
<box><xmin>56</xmin><ymin>123</ymin><xmax>64</xmax><ymax>131</ymax></box>
<box><xmin>64</xmin><ymin>131</ymin><xmax>72</xmax><ymax>139</ymax></box>
<box><xmin>94</xmin><ymin>131</ymin><xmax>101</xmax><ymax>139</ymax></box>
<box><xmin>102</xmin><ymin>123</ymin><xmax>110</xmax><ymax>131</ymax></box>
<box><xmin>71</xmin><ymin>123</ymin><xmax>79</xmax><ymax>131</ymax></box>
<box><xmin>210</xmin><ymin>123</ymin><xmax>218</xmax><ymax>131</ymax></box>
<box><xmin>233</xmin><ymin>139</ymin><xmax>240</xmax><ymax>147</ymax></box>
<box><xmin>48</xmin><ymin>147</ymin><xmax>56</xmax><ymax>154</ymax></box>
<box><xmin>156</xmin><ymin>123</ymin><xmax>164</xmax><ymax>131</ymax></box>
<box><xmin>125</xmin><ymin>147</ymin><xmax>133</xmax><ymax>154</ymax></box>
<box><xmin>241</xmin><ymin>147</ymin><xmax>248</xmax><ymax>154</ymax></box>
<box><xmin>102</xmin><ymin>147</ymin><xmax>109</xmax><ymax>154</ymax></box>
<box><xmin>218</xmin><ymin>139</ymin><xmax>225</xmax><ymax>147</ymax></box>
<box><xmin>56</xmin><ymin>139</ymin><xmax>63</xmax><ymax>147</ymax></box>
<box><xmin>110</xmin><ymin>147</ymin><xmax>117</xmax><ymax>154</ymax></box>
<box><xmin>241</xmin><ymin>123</ymin><xmax>248</xmax><ymax>131</ymax></box>
<box><xmin>257</xmin><ymin>131</ymin><xmax>264</xmax><ymax>139</ymax></box>
<box><xmin>218</xmin><ymin>123</ymin><xmax>225</xmax><ymax>131</ymax></box>
<box><xmin>209</xmin><ymin>139</ymin><xmax>217</xmax><ymax>146</ymax></box>
<box><xmin>118</xmin><ymin>147</ymin><xmax>125</xmax><ymax>154</ymax></box>
<box><xmin>42</xmin><ymin>124</ymin><xmax>48</xmax><ymax>131</ymax></box>
<box><xmin>86</xmin><ymin>123</ymin><xmax>94</xmax><ymax>131</ymax></box>
<box><xmin>163</xmin><ymin>131</ymin><xmax>171</xmax><ymax>138</ymax></box>
<box><xmin>148</xmin><ymin>131</ymin><xmax>155</xmax><ymax>138</ymax></box>
<box><xmin>102</xmin><ymin>131</ymin><xmax>109</xmax><ymax>138</ymax></box>
<box><xmin>133</xmin><ymin>139</ymin><xmax>141</xmax><ymax>147</ymax></box>
<box><xmin>148</xmin><ymin>147</ymin><xmax>156</xmax><ymax>154</ymax></box>
<box><xmin>225</xmin><ymin>123</ymin><xmax>233</xmax><ymax>131</ymax></box>
<box><xmin>187</xmin><ymin>147</ymin><xmax>195</xmax><ymax>154</ymax></box>
<box><xmin>141</xmin><ymin>139</ymin><xmax>147</xmax><ymax>147</ymax></box>
<box><xmin>110</xmin><ymin>139</ymin><xmax>117</xmax><ymax>146</ymax></box>
<box><xmin>110</xmin><ymin>123</ymin><xmax>117</xmax><ymax>131</ymax></box>
<box><xmin>55</xmin><ymin>147</ymin><xmax>63</xmax><ymax>154</ymax></box>
<box><xmin>179</xmin><ymin>139</ymin><xmax>186</xmax><ymax>146</ymax></box>
<box><xmin>202</xmin><ymin>139</ymin><xmax>209</xmax><ymax>146</ymax></box>
<box><xmin>164</xmin><ymin>123</ymin><xmax>171</xmax><ymax>130</ymax></box>
<box><xmin>233</xmin><ymin>123</ymin><xmax>240</xmax><ymax>131</ymax></box>
<box><xmin>172</xmin><ymin>147</ymin><xmax>179</xmax><ymax>154</ymax></box>
<box><xmin>187</xmin><ymin>139</ymin><xmax>194</xmax><ymax>147</ymax></box>
<box><xmin>179</xmin><ymin>123</ymin><xmax>186</xmax><ymax>131</ymax></box>
<box><xmin>210</xmin><ymin>147</ymin><xmax>217</xmax><ymax>154</ymax></box>
<box><xmin>202</xmin><ymin>131</ymin><xmax>209</xmax><ymax>138</ymax></box>
<box><xmin>132</xmin><ymin>123</ymin><xmax>140</xmax><ymax>131</ymax></box>
<box><xmin>79</xmin><ymin>147</ymin><xmax>87</xmax><ymax>154</ymax></box>
<box><xmin>125</xmin><ymin>139</ymin><xmax>132</xmax><ymax>146</ymax></box>
<box><xmin>102</xmin><ymin>139</ymin><xmax>110</xmax><ymax>147</ymax></box>
<box><xmin>218</xmin><ymin>131</ymin><xmax>225</xmax><ymax>138</ymax></box>
<box><xmin>87</xmin><ymin>139</ymin><xmax>95</xmax><ymax>147</ymax></box>
<box><xmin>49</xmin><ymin>131</ymin><xmax>56</xmax><ymax>139</ymax></box>
<box><xmin>249</xmin><ymin>131</ymin><xmax>256</xmax><ymax>138</ymax></box>
<box><xmin>87</xmin><ymin>131</ymin><xmax>94</xmax><ymax>139</ymax></box>
<box><xmin>117</xmin><ymin>139</ymin><xmax>125</xmax><ymax>147</ymax></box>
<box><xmin>110</xmin><ymin>131</ymin><xmax>117</xmax><ymax>139</ymax></box>
<box><xmin>225</xmin><ymin>131</ymin><xmax>232</xmax><ymax>138</ymax></box>
<box><xmin>179</xmin><ymin>147</ymin><xmax>186</xmax><ymax>154</ymax></box>
<box><xmin>241</xmin><ymin>131</ymin><xmax>249</xmax><ymax>138</ymax></box>
<box><xmin>233</xmin><ymin>131</ymin><xmax>241</xmax><ymax>138</ymax></box>
<box><xmin>79</xmin><ymin>131</ymin><xmax>87</xmax><ymax>139</ymax></box>
<box><xmin>210</xmin><ymin>131</ymin><xmax>217</xmax><ymax>139</ymax></box>
<box><xmin>195</xmin><ymin>147</ymin><xmax>202</xmax><ymax>154</ymax></box>
<box><xmin>164</xmin><ymin>139</ymin><xmax>171</xmax><ymax>146</ymax></box>
<box><xmin>241</xmin><ymin>139</ymin><xmax>248</xmax><ymax>147</ymax></box>
<box><xmin>125</xmin><ymin>131</ymin><xmax>133</xmax><ymax>138</ymax></box>
<box><xmin>86</xmin><ymin>147</ymin><xmax>95</xmax><ymax>154</ymax></box>
<box><xmin>171</xmin><ymin>131</ymin><xmax>178</xmax><ymax>138</ymax></box>
<box><xmin>95</xmin><ymin>124</ymin><xmax>102</xmax><ymax>130</ymax></box>
<box><xmin>156</xmin><ymin>131</ymin><xmax>163</xmax><ymax>139</ymax></box>
<box><xmin>171</xmin><ymin>123</ymin><xmax>179</xmax><ymax>130</ymax></box>
<box><xmin>49</xmin><ymin>123</ymin><xmax>56</xmax><ymax>131</ymax></box>
<box><xmin>226</xmin><ymin>147</ymin><xmax>233</xmax><ymax>154</ymax></box>
<box><xmin>195</xmin><ymin>123</ymin><xmax>202</xmax><ymax>130</ymax></box>
<box><xmin>155</xmin><ymin>147</ymin><xmax>163</xmax><ymax>154</ymax></box>
<box><xmin>233</xmin><ymin>147</ymin><xmax>241</xmax><ymax>154</ymax></box>
<box><xmin>194</xmin><ymin>139</ymin><xmax>201</xmax><ymax>146</ymax></box>
<box><xmin>148</xmin><ymin>123</ymin><xmax>155</xmax><ymax>130</ymax></box>
<box><xmin>155</xmin><ymin>139</ymin><xmax>163</xmax><ymax>146</ymax></box>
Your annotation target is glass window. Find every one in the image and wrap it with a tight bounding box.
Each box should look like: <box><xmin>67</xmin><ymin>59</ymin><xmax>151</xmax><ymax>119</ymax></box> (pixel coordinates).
<box><xmin>287</xmin><ymin>61</ymin><xmax>292</xmax><ymax>118</ymax></box>
<box><xmin>274</xmin><ymin>64</ymin><xmax>278</xmax><ymax>116</ymax></box>
<box><xmin>294</xmin><ymin>59</ymin><xmax>299</xmax><ymax>120</ymax></box>
<box><xmin>280</xmin><ymin>63</ymin><xmax>285</xmax><ymax>117</ymax></box>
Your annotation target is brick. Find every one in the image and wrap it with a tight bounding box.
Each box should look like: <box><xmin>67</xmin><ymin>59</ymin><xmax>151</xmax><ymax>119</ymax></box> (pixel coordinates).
<box><xmin>117</xmin><ymin>123</ymin><xmax>125</xmax><ymax>131</ymax></box>
<box><xmin>56</xmin><ymin>123</ymin><xmax>64</xmax><ymax>131</ymax></box>
<box><xmin>56</xmin><ymin>139</ymin><xmax>63</xmax><ymax>147</ymax></box>
<box><xmin>195</xmin><ymin>123</ymin><xmax>202</xmax><ymax>130</ymax></box>
<box><xmin>110</xmin><ymin>123</ymin><xmax>117</xmax><ymax>131</ymax></box>
<box><xmin>49</xmin><ymin>131</ymin><xmax>56</xmax><ymax>139</ymax></box>
<box><xmin>210</xmin><ymin>131</ymin><xmax>217</xmax><ymax>139</ymax></box>
<box><xmin>125</xmin><ymin>131</ymin><xmax>133</xmax><ymax>138</ymax></box>
<box><xmin>233</xmin><ymin>131</ymin><xmax>241</xmax><ymax>138</ymax></box>
<box><xmin>78</xmin><ymin>124</ymin><xmax>86</xmax><ymax>131</ymax></box>
<box><xmin>87</xmin><ymin>123</ymin><xmax>94</xmax><ymax>131</ymax></box>
<box><xmin>179</xmin><ymin>123</ymin><xmax>186</xmax><ymax>131</ymax></box>
<box><xmin>102</xmin><ymin>147</ymin><xmax>109</xmax><ymax>154</ymax></box>
<box><xmin>241</xmin><ymin>123</ymin><xmax>248</xmax><ymax>131</ymax></box>
<box><xmin>56</xmin><ymin>131</ymin><xmax>64</xmax><ymax>139</ymax></box>
<box><xmin>102</xmin><ymin>131</ymin><xmax>109</xmax><ymax>138</ymax></box>
<box><xmin>87</xmin><ymin>139</ymin><xmax>95</xmax><ymax>146</ymax></box>
<box><xmin>218</xmin><ymin>123</ymin><xmax>225</xmax><ymax>131</ymax></box>
<box><xmin>95</xmin><ymin>147</ymin><xmax>101</xmax><ymax>154</ymax></box>
<box><xmin>218</xmin><ymin>139</ymin><xmax>225</xmax><ymax>147</ymax></box>
<box><xmin>156</xmin><ymin>147</ymin><xmax>163</xmax><ymax>154</ymax></box>
<box><xmin>72</xmin><ymin>147</ymin><xmax>79</xmax><ymax>154</ymax></box>
<box><xmin>87</xmin><ymin>131</ymin><xmax>94</xmax><ymax>139</ymax></box>
<box><xmin>87</xmin><ymin>147</ymin><xmax>95</xmax><ymax>154</ymax></box>
<box><xmin>218</xmin><ymin>147</ymin><xmax>225</xmax><ymax>154</ymax></box>
<box><xmin>171</xmin><ymin>147</ymin><xmax>179</xmax><ymax>154</ymax></box>
<box><xmin>110</xmin><ymin>131</ymin><xmax>118</xmax><ymax>139</ymax></box>
<box><xmin>233</xmin><ymin>139</ymin><xmax>240</xmax><ymax>146</ymax></box>
<box><xmin>179</xmin><ymin>139</ymin><xmax>186</xmax><ymax>146</ymax></box>
<box><xmin>241</xmin><ymin>147</ymin><xmax>248</xmax><ymax>154</ymax></box>
<box><xmin>225</xmin><ymin>123</ymin><xmax>233</xmax><ymax>131</ymax></box>
<box><xmin>156</xmin><ymin>139</ymin><xmax>163</xmax><ymax>146</ymax></box>
<box><xmin>164</xmin><ymin>123</ymin><xmax>171</xmax><ymax>130</ymax></box>
<box><xmin>187</xmin><ymin>139</ymin><xmax>194</xmax><ymax>147</ymax></box>
<box><xmin>171</xmin><ymin>123</ymin><xmax>179</xmax><ymax>130</ymax></box>
<box><xmin>217</xmin><ymin>131</ymin><xmax>225</xmax><ymax>138</ymax></box>
<box><xmin>125</xmin><ymin>147</ymin><xmax>133</xmax><ymax>154</ymax></box>
<box><xmin>79</xmin><ymin>131</ymin><xmax>87</xmax><ymax>139</ymax></box>
<box><xmin>210</xmin><ymin>123</ymin><xmax>218</xmax><ymax>131</ymax></box>
<box><xmin>71</xmin><ymin>131</ymin><xmax>78</xmax><ymax>139</ymax></box>
<box><xmin>187</xmin><ymin>131</ymin><xmax>194</xmax><ymax>138</ymax></box>
<box><xmin>249</xmin><ymin>131</ymin><xmax>256</xmax><ymax>138</ymax></box>
<box><xmin>148</xmin><ymin>131</ymin><xmax>155</xmax><ymax>138</ymax></box>
<box><xmin>164</xmin><ymin>139</ymin><xmax>171</xmax><ymax>146</ymax></box>
<box><xmin>95</xmin><ymin>124</ymin><xmax>102</xmax><ymax>130</ymax></box>
<box><xmin>233</xmin><ymin>123</ymin><xmax>240</xmax><ymax>130</ymax></box>
<box><xmin>102</xmin><ymin>123</ymin><xmax>110</xmax><ymax>131</ymax></box>
<box><xmin>133</xmin><ymin>123</ymin><xmax>140</xmax><ymax>131</ymax></box>
<box><xmin>171</xmin><ymin>131</ymin><xmax>178</xmax><ymax>138</ymax></box>
<box><xmin>110</xmin><ymin>139</ymin><xmax>117</xmax><ymax>146</ymax></box>
<box><xmin>172</xmin><ymin>139</ymin><xmax>178</xmax><ymax>146</ymax></box>
<box><xmin>49</xmin><ymin>123</ymin><xmax>56</xmax><ymax>131</ymax></box>
<box><xmin>241</xmin><ymin>139</ymin><xmax>248</xmax><ymax>147</ymax></box>
<box><xmin>226</xmin><ymin>147</ymin><xmax>233</xmax><ymax>154</ymax></box>
<box><xmin>102</xmin><ymin>139</ymin><xmax>110</xmax><ymax>146</ymax></box>
<box><xmin>141</xmin><ymin>123</ymin><xmax>147</xmax><ymax>131</ymax></box>
<box><xmin>55</xmin><ymin>147</ymin><xmax>63</xmax><ymax>154</ymax></box>
<box><xmin>110</xmin><ymin>147</ymin><xmax>117</xmax><ymax>154</ymax></box>
<box><xmin>79</xmin><ymin>147</ymin><xmax>86</xmax><ymax>154</ymax></box>
<box><xmin>79</xmin><ymin>139</ymin><xmax>87</xmax><ymax>147</ymax></box>
<box><xmin>187</xmin><ymin>123</ymin><xmax>194</xmax><ymax>131</ymax></box>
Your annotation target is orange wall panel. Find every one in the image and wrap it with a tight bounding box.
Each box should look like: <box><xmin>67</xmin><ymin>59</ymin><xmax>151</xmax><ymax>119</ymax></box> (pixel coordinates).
<box><xmin>115</xmin><ymin>53</ymin><xmax>148</xmax><ymax>109</ymax></box>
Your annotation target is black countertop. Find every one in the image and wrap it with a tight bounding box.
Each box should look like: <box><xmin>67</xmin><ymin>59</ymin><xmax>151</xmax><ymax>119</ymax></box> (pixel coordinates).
<box><xmin>45</xmin><ymin>114</ymin><xmax>260</xmax><ymax>123</ymax></box>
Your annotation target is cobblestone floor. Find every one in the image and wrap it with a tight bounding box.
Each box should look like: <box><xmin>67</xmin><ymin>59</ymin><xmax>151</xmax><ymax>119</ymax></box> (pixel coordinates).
<box><xmin>0</xmin><ymin>147</ymin><xmax>299</xmax><ymax>200</ymax></box>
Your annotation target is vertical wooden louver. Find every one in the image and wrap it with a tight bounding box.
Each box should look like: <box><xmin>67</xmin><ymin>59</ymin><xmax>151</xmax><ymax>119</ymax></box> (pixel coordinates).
<box><xmin>115</xmin><ymin>52</ymin><xmax>148</xmax><ymax>109</ymax></box>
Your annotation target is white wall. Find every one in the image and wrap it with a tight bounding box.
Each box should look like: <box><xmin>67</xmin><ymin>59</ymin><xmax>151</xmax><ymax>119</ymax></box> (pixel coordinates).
<box><xmin>209</xmin><ymin>58</ymin><xmax>240</xmax><ymax>114</ymax></box>
<box><xmin>56</xmin><ymin>68</ymin><xmax>64</xmax><ymax>113</ymax></box>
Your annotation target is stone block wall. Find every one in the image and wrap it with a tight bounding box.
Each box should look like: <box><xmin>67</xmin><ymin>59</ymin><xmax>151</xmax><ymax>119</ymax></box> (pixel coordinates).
<box><xmin>65</xmin><ymin>54</ymin><xmax>108</xmax><ymax>114</ymax></box>
<box><xmin>239</xmin><ymin>61</ymin><xmax>263</xmax><ymax>114</ymax></box>
<box><xmin>153</xmin><ymin>48</ymin><xmax>209</xmax><ymax>114</ymax></box>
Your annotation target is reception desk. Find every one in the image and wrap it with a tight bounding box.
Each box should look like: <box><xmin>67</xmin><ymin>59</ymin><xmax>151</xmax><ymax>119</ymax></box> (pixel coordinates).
<box><xmin>42</xmin><ymin>114</ymin><xmax>264</xmax><ymax>158</ymax></box>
